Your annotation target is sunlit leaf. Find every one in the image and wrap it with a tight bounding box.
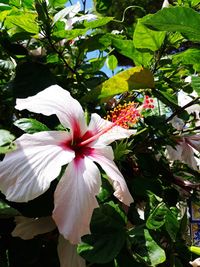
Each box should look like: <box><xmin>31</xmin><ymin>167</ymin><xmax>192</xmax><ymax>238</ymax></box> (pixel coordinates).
<box><xmin>144</xmin><ymin>6</ymin><xmax>200</xmax><ymax>41</ymax></box>
<box><xmin>0</xmin><ymin>130</ymin><xmax>15</xmax><ymax>154</ymax></box>
<box><xmin>83</xmin><ymin>66</ymin><xmax>154</xmax><ymax>102</ymax></box>
<box><xmin>14</xmin><ymin>118</ymin><xmax>50</xmax><ymax>134</ymax></box>
<box><xmin>83</xmin><ymin>16</ymin><xmax>113</xmax><ymax>28</ymax></box>
<box><xmin>134</xmin><ymin>15</ymin><xmax>166</xmax><ymax>51</ymax></box>
<box><xmin>6</xmin><ymin>13</ymin><xmax>39</xmax><ymax>34</ymax></box>
<box><xmin>106</xmin><ymin>55</ymin><xmax>118</xmax><ymax>71</ymax></box>
<box><xmin>48</xmin><ymin>0</ymin><xmax>67</xmax><ymax>8</ymax></box>
<box><xmin>0</xmin><ymin>130</ymin><xmax>15</xmax><ymax>146</ymax></box>
<box><xmin>191</xmin><ymin>76</ymin><xmax>200</xmax><ymax>95</ymax></box>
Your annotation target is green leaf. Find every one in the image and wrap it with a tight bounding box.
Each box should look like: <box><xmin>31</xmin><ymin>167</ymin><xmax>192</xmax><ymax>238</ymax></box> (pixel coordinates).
<box><xmin>14</xmin><ymin>118</ymin><xmax>50</xmax><ymax>134</ymax></box>
<box><xmin>0</xmin><ymin>59</ymin><xmax>15</xmax><ymax>70</ymax></box>
<box><xmin>80</xmin><ymin>34</ymin><xmax>112</xmax><ymax>52</ymax></box>
<box><xmin>173</xmin><ymin>48</ymin><xmax>200</xmax><ymax>65</ymax></box>
<box><xmin>129</xmin><ymin>227</ymin><xmax>166</xmax><ymax>266</ymax></box>
<box><xmin>144</xmin><ymin>7</ymin><xmax>200</xmax><ymax>42</ymax></box>
<box><xmin>0</xmin><ymin>129</ymin><xmax>15</xmax><ymax>146</ymax></box>
<box><xmin>191</xmin><ymin>76</ymin><xmax>200</xmax><ymax>95</ymax></box>
<box><xmin>83</xmin><ymin>66</ymin><xmax>154</xmax><ymax>102</ymax></box>
<box><xmin>111</xmin><ymin>38</ymin><xmax>135</xmax><ymax>61</ymax></box>
<box><xmin>9</xmin><ymin>0</ymin><xmax>20</xmax><ymax>8</ymax></box>
<box><xmin>111</xmin><ymin>37</ymin><xmax>153</xmax><ymax>66</ymax></box>
<box><xmin>53</xmin><ymin>28</ymin><xmax>87</xmax><ymax>40</ymax></box>
<box><xmin>134</xmin><ymin>15</ymin><xmax>166</xmax><ymax>51</ymax></box>
<box><xmin>106</xmin><ymin>55</ymin><xmax>118</xmax><ymax>71</ymax></box>
<box><xmin>146</xmin><ymin>202</ymin><xmax>167</xmax><ymax>229</ymax></box>
<box><xmin>0</xmin><ymin>200</ymin><xmax>19</xmax><ymax>217</ymax></box>
<box><xmin>165</xmin><ymin>207</ymin><xmax>179</xmax><ymax>241</ymax></box>
<box><xmin>78</xmin><ymin>232</ymin><xmax>126</xmax><ymax>264</ymax></box>
<box><xmin>22</xmin><ymin>0</ymin><xmax>34</xmax><ymax>9</ymax></box>
<box><xmin>0</xmin><ymin>130</ymin><xmax>15</xmax><ymax>154</ymax></box>
<box><xmin>77</xmin><ymin>202</ymin><xmax>127</xmax><ymax>263</ymax></box>
<box><xmin>83</xmin><ymin>17</ymin><xmax>113</xmax><ymax>29</ymax></box>
<box><xmin>143</xmin><ymin>229</ymin><xmax>166</xmax><ymax>266</ymax></box>
<box><xmin>191</xmin><ymin>0</ymin><xmax>200</xmax><ymax>5</ymax></box>
<box><xmin>97</xmin><ymin>175</ymin><xmax>113</xmax><ymax>203</ymax></box>
<box><xmin>48</xmin><ymin>0</ymin><xmax>67</xmax><ymax>8</ymax></box>
<box><xmin>6</xmin><ymin>13</ymin><xmax>39</xmax><ymax>34</ymax></box>
<box><xmin>95</xmin><ymin>0</ymin><xmax>112</xmax><ymax>13</ymax></box>
<box><xmin>0</xmin><ymin>10</ymin><xmax>11</xmax><ymax>22</ymax></box>
<box><xmin>91</xmin><ymin>201</ymin><xmax>127</xmax><ymax>233</ymax></box>
<box><xmin>0</xmin><ymin>3</ymin><xmax>11</xmax><ymax>10</ymax></box>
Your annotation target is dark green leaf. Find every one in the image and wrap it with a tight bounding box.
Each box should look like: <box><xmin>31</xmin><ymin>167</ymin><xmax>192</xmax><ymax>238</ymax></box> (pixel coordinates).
<box><xmin>165</xmin><ymin>207</ymin><xmax>179</xmax><ymax>241</ymax></box>
<box><xmin>80</xmin><ymin>34</ymin><xmax>112</xmax><ymax>52</ymax></box>
<box><xmin>97</xmin><ymin>175</ymin><xmax>113</xmax><ymax>203</ymax></box>
<box><xmin>0</xmin><ymin>200</ymin><xmax>19</xmax><ymax>217</ymax></box>
<box><xmin>78</xmin><ymin>232</ymin><xmax>126</xmax><ymax>264</ymax></box>
<box><xmin>91</xmin><ymin>201</ymin><xmax>127</xmax><ymax>233</ymax></box>
<box><xmin>129</xmin><ymin>227</ymin><xmax>166</xmax><ymax>265</ymax></box>
<box><xmin>146</xmin><ymin>202</ymin><xmax>167</xmax><ymax>229</ymax></box>
<box><xmin>95</xmin><ymin>0</ymin><xmax>112</xmax><ymax>13</ymax></box>
<box><xmin>13</xmin><ymin>62</ymin><xmax>56</xmax><ymax>98</ymax></box>
<box><xmin>77</xmin><ymin>202</ymin><xmax>127</xmax><ymax>263</ymax></box>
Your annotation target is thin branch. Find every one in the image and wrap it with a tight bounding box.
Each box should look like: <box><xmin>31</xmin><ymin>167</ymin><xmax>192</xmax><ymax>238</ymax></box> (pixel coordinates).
<box><xmin>166</xmin><ymin>97</ymin><xmax>200</xmax><ymax>123</ymax></box>
<box><xmin>81</xmin><ymin>0</ymin><xmax>87</xmax><ymax>13</ymax></box>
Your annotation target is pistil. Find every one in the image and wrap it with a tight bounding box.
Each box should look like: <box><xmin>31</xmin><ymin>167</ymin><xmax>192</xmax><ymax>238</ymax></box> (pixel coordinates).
<box><xmin>78</xmin><ymin>96</ymin><xmax>154</xmax><ymax>147</ymax></box>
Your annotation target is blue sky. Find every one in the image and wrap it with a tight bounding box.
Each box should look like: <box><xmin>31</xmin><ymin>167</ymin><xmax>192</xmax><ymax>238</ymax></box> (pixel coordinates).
<box><xmin>67</xmin><ymin>0</ymin><xmax>93</xmax><ymax>10</ymax></box>
<box><xmin>66</xmin><ymin>0</ymin><xmax>115</xmax><ymax>76</ymax></box>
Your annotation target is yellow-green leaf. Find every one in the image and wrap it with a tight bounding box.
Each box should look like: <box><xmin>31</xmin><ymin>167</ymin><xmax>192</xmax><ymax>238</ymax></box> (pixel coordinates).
<box><xmin>83</xmin><ymin>66</ymin><xmax>154</xmax><ymax>102</ymax></box>
<box><xmin>99</xmin><ymin>66</ymin><xmax>154</xmax><ymax>99</ymax></box>
<box><xmin>6</xmin><ymin>13</ymin><xmax>39</xmax><ymax>34</ymax></box>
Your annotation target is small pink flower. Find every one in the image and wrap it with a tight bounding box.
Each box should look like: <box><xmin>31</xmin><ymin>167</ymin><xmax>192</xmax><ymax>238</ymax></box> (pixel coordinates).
<box><xmin>0</xmin><ymin>85</ymin><xmax>134</xmax><ymax>244</ymax></box>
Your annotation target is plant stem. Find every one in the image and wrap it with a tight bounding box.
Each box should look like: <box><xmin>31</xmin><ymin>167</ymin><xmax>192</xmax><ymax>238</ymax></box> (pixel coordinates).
<box><xmin>166</xmin><ymin>97</ymin><xmax>200</xmax><ymax>123</ymax></box>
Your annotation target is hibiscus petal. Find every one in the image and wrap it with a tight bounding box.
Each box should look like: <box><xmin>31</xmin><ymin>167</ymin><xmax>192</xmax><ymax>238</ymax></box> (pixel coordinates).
<box><xmin>166</xmin><ymin>144</ymin><xmax>183</xmax><ymax>161</ymax></box>
<box><xmin>53</xmin><ymin>157</ymin><xmax>101</xmax><ymax>244</ymax></box>
<box><xmin>57</xmin><ymin>235</ymin><xmax>86</xmax><ymax>267</ymax></box>
<box><xmin>53</xmin><ymin>2</ymin><xmax>81</xmax><ymax>25</ymax></box>
<box><xmin>88</xmin><ymin>113</ymin><xmax>135</xmax><ymax>146</ymax></box>
<box><xmin>186</xmin><ymin>135</ymin><xmax>200</xmax><ymax>151</ymax></box>
<box><xmin>89</xmin><ymin>146</ymin><xmax>133</xmax><ymax>206</ymax></box>
<box><xmin>15</xmin><ymin>85</ymin><xmax>87</xmax><ymax>139</ymax></box>
<box><xmin>181</xmin><ymin>141</ymin><xmax>198</xmax><ymax>170</ymax></box>
<box><xmin>0</xmin><ymin>131</ymin><xmax>75</xmax><ymax>202</ymax></box>
<box><xmin>12</xmin><ymin>216</ymin><xmax>56</xmax><ymax>240</ymax></box>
